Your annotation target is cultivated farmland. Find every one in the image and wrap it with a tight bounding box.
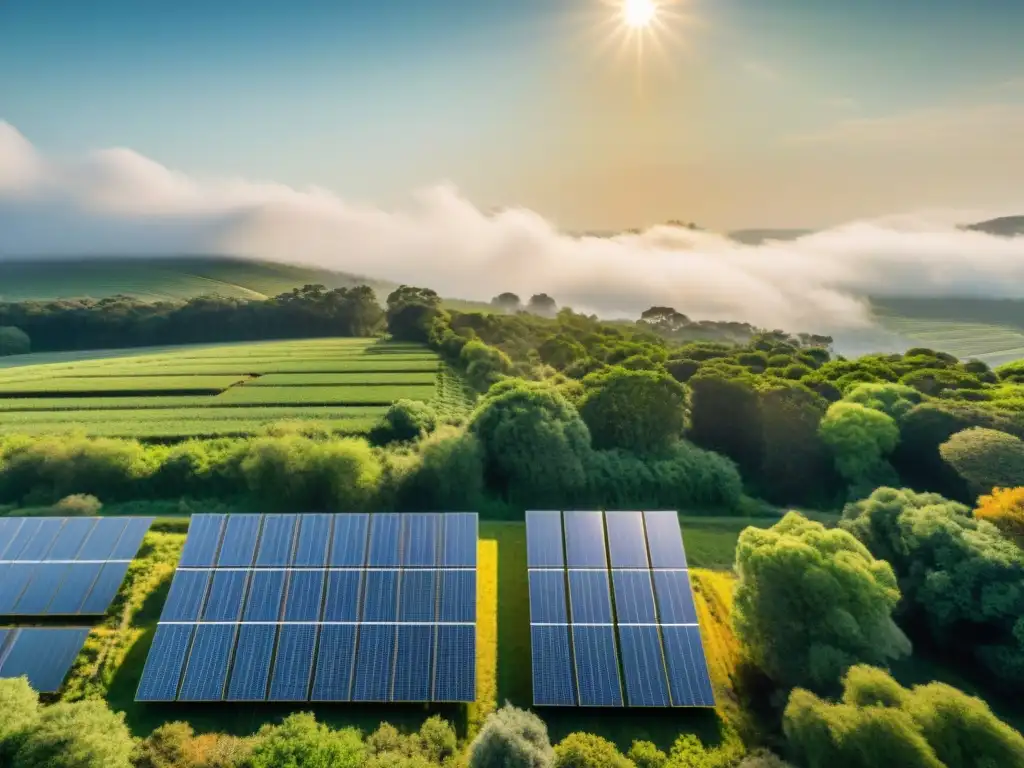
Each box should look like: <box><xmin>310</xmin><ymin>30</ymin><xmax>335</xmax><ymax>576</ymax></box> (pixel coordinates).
<box><xmin>0</xmin><ymin>338</ymin><xmax>454</xmax><ymax>439</ymax></box>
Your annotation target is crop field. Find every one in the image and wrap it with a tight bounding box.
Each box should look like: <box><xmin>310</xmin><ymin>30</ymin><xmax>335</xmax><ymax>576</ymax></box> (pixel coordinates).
<box><xmin>876</xmin><ymin>315</ymin><xmax>1024</xmax><ymax>366</ymax></box>
<box><xmin>0</xmin><ymin>338</ymin><xmax>446</xmax><ymax>439</ymax></box>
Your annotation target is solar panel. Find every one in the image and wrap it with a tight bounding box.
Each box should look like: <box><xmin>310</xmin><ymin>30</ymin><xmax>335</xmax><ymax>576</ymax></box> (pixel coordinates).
<box><xmin>526</xmin><ymin>510</ymin><xmax>564</xmax><ymax>568</ymax></box>
<box><xmin>14</xmin><ymin>563</ymin><xmax>69</xmax><ymax>614</ymax></box>
<box><xmin>0</xmin><ymin>627</ymin><xmax>90</xmax><ymax>693</ymax></box>
<box><xmin>110</xmin><ymin>516</ymin><xmax>154</xmax><ymax>560</ymax></box>
<box><xmin>605</xmin><ymin>511</ymin><xmax>649</xmax><ymax>568</ymax></box>
<box><xmin>0</xmin><ymin>564</ymin><xmax>33</xmax><ymax>613</ymax></box>
<box><xmin>137</xmin><ymin>512</ymin><xmax>478</xmax><ymax>703</ymax></box>
<box><xmin>563</xmin><ymin>511</ymin><xmax>607</xmax><ymax>568</ymax></box>
<box><xmin>352</xmin><ymin>623</ymin><xmax>396</xmax><ymax>701</ymax></box>
<box><xmin>530</xmin><ymin>624</ymin><xmax>576</xmax><ymax>706</ymax></box>
<box><xmin>526</xmin><ymin>510</ymin><xmax>713</xmax><ymax>708</ymax></box>
<box><xmin>47</xmin><ymin>518</ymin><xmax>96</xmax><ymax>560</ymax></box>
<box><xmin>17</xmin><ymin>518</ymin><xmax>64</xmax><ymax>560</ymax></box>
<box><xmin>310</xmin><ymin>624</ymin><xmax>357</xmax><ymax>701</ymax></box>
<box><xmin>79</xmin><ymin>561</ymin><xmax>131</xmax><ymax>615</ymax></box>
<box><xmin>48</xmin><ymin>562</ymin><xmax>104</xmax><ymax>614</ymax></box>
<box><xmin>77</xmin><ymin>517</ymin><xmax>129</xmax><ymax>561</ymax></box>
<box><xmin>4</xmin><ymin>519</ymin><xmax>42</xmax><ymax>560</ymax></box>
<box><xmin>572</xmin><ymin>625</ymin><xmax>623</xmax><ymax>706</ymax></box>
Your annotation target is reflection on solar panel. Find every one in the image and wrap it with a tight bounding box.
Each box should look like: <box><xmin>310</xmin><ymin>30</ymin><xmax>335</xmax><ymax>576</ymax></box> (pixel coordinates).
<box><xmin>136</xmin><ymin>512</ymin><xmax>477</xmax><ymax>703</ymax></box>
<box><xmin>0</xmin><ymin>517</ymin><xmax>153</xmax><ymax>617</ymax></box>
<box><xmin>526</xmin><ymin>510</ymin><xmax>714</xmax><ymax>708</ymax></box>
<box><xmin>0</xmin><ymin>627</ymin><xmax>91</xmax><ymax>693</ymax></box>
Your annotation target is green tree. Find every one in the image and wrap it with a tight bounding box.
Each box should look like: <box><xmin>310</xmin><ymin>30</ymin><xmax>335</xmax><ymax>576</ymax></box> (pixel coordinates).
<box><xmin>819</xmin><ymin>401</ymin><xmax>899</xmax><ymax>493</ymax></box>
<box><xmin>626</xmin><ymin>741</ymin><xmax>666</xmax><ymax>768</ymax></box>
<box><xmin>939</xmin><ymin>427</ymin><xmax>1024</xmax><ymax>496</ymax></box>
<box><xmin>733</xmin><ymin>512</ymin><xmax>910</xmax><ymax>692</ymax></box>
<box><xmin>578</xmin><ymin>368</ymin><xmax>686</xmax><ymax>454</ymax></box>
<box><xmin>553</xmin><ymin>734</ymin><xmax>633</xmax><ymax>768</ymax></box>
<box><xmin>687</xmin><ymin>374</ymin><xmax>763</xmax><ymax>473</ymax></box>
<box><xmin>782</xmin><ymin>665</ymin><xmax>1024</xmax><ymax>768</ymax></box>
<box><xmin>461</xmin><ymin>340</ymin><xmax>513</xmax><ymax>392</ymax></box>
<box><xmin>417</xmin><ymin>716</ymin><xmax>457</xmax><ymax>763</ymax></box>
<box><xmin>249</xmin><ymin>713</ymin><xmax>365</xmax><ymax>768</ymax></box>
<box><xmin>134</xmin><ymin>722</ymin><xmax>252</xmax><ymax>768</ymax></box>
<box><xmin>491</xmin><ymin>293</ymin><xmax>522</xmax><ymax>313</ymax></box>
<box><xmin>468</xmin><ymin>705</ymin><xmax>554</xmax><ymax>768</ymax></box>
<box><xmin>13</xmin><ymin>699</ymin><xmax>134</xmax><ymax>768</ymax></box>
<box><xmin>0</xmin><ymin>678</ymin><xmax>38</xmax><ymax>761</ymax></box>
<box><xmin>0</xmin><ymin>326</ymin><xmax>30</xmax><ymax>356</ymax></box>
<box><xmin>469</xmin><ymin>383</ymin><xmax>591</xmax><ymax>506</ymax></box>
<box><xmin>842</xmin><ymin>382</ymin><xmax>922</xmax><ymax>420</ymax></box>
<box><xmin>386</xmin><ymin>286</ymin><xmax>443</xmax><ymax>343</ymax></box>
<box><xmin>527</xmin><ymin>294</ymin><xmax>558</xmax><ymax>317</ymax></box>
<box><xmin>537</xmin><ymin>336</ymin><xmax>588</xmax><ymax>370</ymax></box>
<box><xmin>373</xmin><ymin>400</ymin><xmax>439</xmax><ymax>444</ymax></box>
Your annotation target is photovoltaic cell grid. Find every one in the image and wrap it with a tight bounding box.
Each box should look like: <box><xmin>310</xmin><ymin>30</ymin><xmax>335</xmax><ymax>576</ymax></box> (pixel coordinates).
<box><xmin>0</xmin><ymin>517</ymin><xmax>154</xmax><ymax>617</ymax></box>
<box><xmin>526</xmin><ymin>510</ymin><xmax>714</xmax><ymax>708</ymax></box>
<box><xmin>136</xmin><ymin>512</ymin><xmax>477</xmax><ymax>703</ymax></box>
<box><xmin>0</xmin><ymin>626</ymin><xmax>91</xmax><ymax>693</ymax></box>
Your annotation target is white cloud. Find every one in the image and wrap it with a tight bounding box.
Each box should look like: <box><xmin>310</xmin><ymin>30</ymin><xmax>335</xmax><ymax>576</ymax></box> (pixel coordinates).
<box><xmin>1</xmin><ymin>121</ymin><xmax>1024</xmax><ymax>337</ymax></box>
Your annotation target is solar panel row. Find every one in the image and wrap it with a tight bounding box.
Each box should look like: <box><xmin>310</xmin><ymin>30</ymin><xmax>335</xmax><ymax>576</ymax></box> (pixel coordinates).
<box><xmin>526</xmin><ymin>510</ymin><xmax>714</xmax><ymax>708</ymax></box>
<box><xmin>0</xmin><ymin>626</ymin><xmax>91</xmax><ymax>693</ymax></box>
<box><xmin>178</xmin><ymin>512</ymin><xmax>477</xmax><ymax>569</ymax></box>
<box><xmin>137</xmin><ymin>619</ymin><xmax>476</xmax><ymax>702</ymax></box>
<box><xmin>0</xmin><ymin>517</ymin><xmax>153</xmax><ymax>617</ymax></box>
<box><xmin>137</xmin><ymin>512</ymin><xmax>478</xmax><ymax>704</ymax></box>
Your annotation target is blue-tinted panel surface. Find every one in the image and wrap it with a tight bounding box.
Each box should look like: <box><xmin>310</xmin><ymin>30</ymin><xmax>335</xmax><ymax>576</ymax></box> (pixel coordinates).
<box><xmin>178</xmin><ymin>624</ymin><xmax>237</xmax><ymax>701</ymax></box>
<box><xmin>438</xmin><ymin>570</ymin><xmax>475</xmax><ymax>623</ymax></box>
<box><xmin>612</xmin><ymin>571</ymin><xmax>658</xmax><ymax>624</ymax></box>
<box><xmin>17</xmin><ymin>518</ymin><xmax>64</xmax><ymax>560</ymax></box>
<box><xmin>367</xmin><ymin>514</ymin><xmax>402</xmax><ymax>566</ymax></box>
<box><xmin>362</xmin><ymin>570</ymin><xmax>399</xmax><ymax>622</ymax></box>
<box><xmin>399</xmin><ymin>570</ymin><xmax>437</xmax><ymax>622</ymax></box>
<box><xmin>322</xmin><ymin>570</ymin><xmax>363</xmax><ymax>622</ymax></box>
<box><xmin>0</xmin><ymin>627</ymin><xmax>90</xmax><ymax>693</ymax></box>
<box><xmin>392</xmin><ymin>624</ymin><xmax>435</xmax><ymax>701</ymax></box>
<box><xmin>0</xmin><ymin>564</ymin><xmax>34</xmax><ymax>613</ymax></box>
<box><xmin>531</xmin><ymin>625</ymin><xmax>577</xmax><ymax>706</ymax></box>
<box><xmin>255</xmin><ymin>514</ymin><xmax>297</xmax><ymax>567</ymax></box>
<box><xmin>0</xmin><ymin>518</ymin><xmax>21</xmax><ymax>559</ymax></box>
<box><xmin>572</xmin><ymin>625</ymin><xmax>623</xmax><ymax>706</ymax></box>
<box><xmin>46</xmin><ymin>518</ymin><xmax>96</xmax><ymax>560</ymax></box>
<box><xmin>243</xmin><ymin>570</ymin><xmax>286</xmax><ymax>622</ymax></box>
<box><xmin>203</xmin><ymin>570</ymin><xmax>250</xmax><ymax>621</ymax></box>
<box><xmin>441</xmin><ymin>513</ymin><xmax>477</xmax><ymax>567</ymax></box>
<box><xmin>110</xmin><ymin>517</ymin><xmax>153</xmax><ymax>560</ymax></box>
<box><xmin>0</xmin><ymin>628</ymin><xmax>9</xmax><ymax>651</ymax></box>
<box><xmin>162</xmin><ymin>570</ymin><xmax>212</xmax><ymax>622</ymax></box>
<box><xmin>80</xmin><ymin>561</ymin><xmax>130</xmax><ymax>615</ymax></box>
<box><xmin>226</xmin><ymin>624</ymin><xmax>276</xmax><ymax>701</ymax></box>
<box><xmin>3</xmin><ymin>519</ymin><xmax>42</xmax><ymax>560</ymax></box>
<box><xmin>352</xmin><ymin>624</ymin><xmax>395</xmax><ymax>701</ymax></box>
<box><xmin>529</xmin><ymin>570</ymin><xmax>569</xmax><ymax>624</ymax></box>
<box><xmin>644</xmin><ymin>511</ymin><xmax>687</xmax><ymax>568</ymax></box>
<box><xmin>402</xmin><ymin>513</ymin><xmax>439</xmax><ymax>567</ymax></box>
<box><xmin>283</xmin><ymin>570</ymin><xmax>325</xmax><ymax>622</ymax></box>
<box><xmin>216</xmin><ymin>515</ymin><xmax>261</xmax><ymax>567</ymax></box>
<box><xmin>526</xmin><ymin>511</ymin><xmax>563</xmax><ymax>568</ymax></box>
<box><xmin>48</xmin><ymin>562</ymin><xmax>103</xmax><ymax>614</ymax></box>
<box><xmin>564</xmin><ymin>511</ymin><xmax>607</xmax><ymax>568</ymax></box>
<box><xmin>135</xmin><ymin>624</ymin><xmax>194</xmax><ymax>701</ymax></box>
<box><xmin>310</xmin><ymin>624</ymin><xmax>357</xmax><ymax>701</ymax></box>
<box><xmin>651</xmin><ymin>570</ymin><xmax>698</xmax><ymax>624</ymax></box>
<box><xmin>330</xmin><ymin>514</ymin><xmax>369</xmax><ymax>566</ymax></box>
<box><xmin>568</xmin><ymin>570</ymin><xmax>613</xmax><ymax>624</ymax></box>
<box><xmin>13</xmin><ymin>563</ymin><xmax>69</xmax><ymax>614</ymax></box>
<box><xmin>605</xmin><ymin>511</ymin><xmax>649</xmax><ymax>568</ymax></box>
<box><xmin>178</xmin><ymin>515</ymin><xmax>226</xmax><ymax>567</ymax></box>
<box><xmin>268</xmin><ymin>625</ymin><xmax>317</xmax><ymax>701</ymax></box>
<box><xmin>661</xmin><ymin>625</ymin><xmax>715</xmax><ymax>707</ymax></box>
<box><xmin>76</xmin><ymin>517</ymin><xmax>128</xmax><ymax>561</ymax></box>
<box><xmin>433</xmin><ymin>624</ymin><xmax>475</xmax><ymax>702</ymax></box>
<box><xmin>618</xmin><ymin>625</ymin><xmax>670</xmax><ymax>707</ymax></box>
<box><xmin>293</xmin><ymin>514</ymin><xmax>331</xmax><ymax>567</ymax></box>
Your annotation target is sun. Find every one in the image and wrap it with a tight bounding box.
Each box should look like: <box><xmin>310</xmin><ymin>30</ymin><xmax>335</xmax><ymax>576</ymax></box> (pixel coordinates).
<box><xmin>623</xmin><ymin>0</ymin><xmax>657</xmax><ymax>28</ymax></box>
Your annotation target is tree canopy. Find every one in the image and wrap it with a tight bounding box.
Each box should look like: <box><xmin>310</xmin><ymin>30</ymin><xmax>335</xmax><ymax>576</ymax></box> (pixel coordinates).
<box><xmin>578</xmin><ymin>367</ymin><xmax>686</xmax><ymax>454</ymax></box>
<box><xmin>940</xmin><ymin>427</ymin><xmax>1024</xmax><ymax>496</ymax></box>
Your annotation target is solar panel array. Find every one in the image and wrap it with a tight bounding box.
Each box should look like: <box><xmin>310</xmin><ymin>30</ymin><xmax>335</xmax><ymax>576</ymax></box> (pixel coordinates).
<box><xmin>527</xmin><ymin>510</ymin><xmax>715</xmax><ymax>708</ymax></box>
<box><xmin>0</xmin><ymin>517</ymin><xmax>154</xmax><ymax>616</ymax></box>
<box><xmin>0</xmin><ymin>627</ymin><xmax>91</xmax><ymax>693</ymax></box>
<box><xmin>136</xmin><ymin>512</ymin><xmax>478</xmax><ymax>703</ymax></box>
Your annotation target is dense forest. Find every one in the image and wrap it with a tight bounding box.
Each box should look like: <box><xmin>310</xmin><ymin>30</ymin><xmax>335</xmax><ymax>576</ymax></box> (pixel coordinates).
<box><xmin>1</xmin><ymin>283</ymin><xmax>1023</xmax><ymax>767</ymax></box>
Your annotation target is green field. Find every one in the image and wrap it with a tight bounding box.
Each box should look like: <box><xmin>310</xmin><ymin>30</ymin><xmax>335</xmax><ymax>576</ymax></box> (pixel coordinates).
<box><xmin>0</xmin><ymin>338</ymin><xmax>443</xmax><ymax>439</ymax></box>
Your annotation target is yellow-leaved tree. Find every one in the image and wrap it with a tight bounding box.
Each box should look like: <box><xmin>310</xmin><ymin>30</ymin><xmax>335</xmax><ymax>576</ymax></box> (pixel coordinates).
<box><xmin>974</xmin><ymin>486</ymin><xmax>1024</xmax><ymax>548</ymax></box>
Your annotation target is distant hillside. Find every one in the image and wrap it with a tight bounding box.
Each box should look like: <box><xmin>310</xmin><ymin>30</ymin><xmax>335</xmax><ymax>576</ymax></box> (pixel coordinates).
<box><xmin>0</xmin><ymin>256</ymin><xmax>390</xmax><ymax>302</ymax></box>
<box><xmin>964</xmin><ymin>215</ymin><xmax>1024</xmax><ymax>237</ymax></box>
<box><xmin>727</xmin><ymin>228</ymin><xmax>815</xmax><ymax>245</ymax></box>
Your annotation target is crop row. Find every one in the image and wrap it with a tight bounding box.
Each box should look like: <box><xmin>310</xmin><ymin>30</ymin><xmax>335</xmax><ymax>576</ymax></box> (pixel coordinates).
<box><xmin>0</xmin><ymin>416</ymin><xmax>381</xmax><ymax>439</ymax></box>
<box><xmin>0</xmin><ymin>405</ymin><xmax>389</xmax><ymax>424</ymax></box>
<box><xmin>0</xmin><ymin>375</ymin><xmax>249</xmax><ymax>395</ymax></box>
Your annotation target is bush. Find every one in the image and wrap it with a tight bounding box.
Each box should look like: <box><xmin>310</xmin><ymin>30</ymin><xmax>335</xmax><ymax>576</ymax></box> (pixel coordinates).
<box><xmin>468</xmin><ymin>705</ymin><xmax>554</xmax><ymax>768</ymax></box>
<box><xmin>385</xmin><ymin>427</ymin><xmax>485</xmax><ymax>511</ymax></box>
<box><xmin>733</xmin><ymin>512</ymin><xmax>910</xmax><ymax>693</ymax></box>
<box><xmin>13</xmin><ymin>699</ymin><xmax>134</xmax><ymax>768</ymax></box>
<box><xmin>553</xmin><ymin>734</ymin><xmax>632</xmax><ymax>768</ymax></box>
<box><xmin>626</xmin><ymin>742</ymin><xmax>666</xmax><ymax>768</ymax></box>
<box><xmin>819</xmin><ymin>401</ymin><xmax>899</xmax><ymax>493</ymax></box>
<box><xmin>843</xmin><ymin>382</ymin><xmax>922</xmax><ymax>421</ymax></box>
<box><xmin>249</xmin><ymin>713</ymin><xmax>365</xmax><ymax>768</ymax></box>
<box><xmin>578</xmin><ymin>368</ymin><xmax>686</xmax><ymax>454</ymax></box>
<box><xmin>417</xmin><ymin>716</ymin><xmax>457</xmax><ymax>763</ymax></box>
<box><xmin>0</xmin><ymin>679</ymin><xmax>38</xmax><ymax>761</ymax></box>
<box><xmin>939</xmin><ymin>427</ymin><xmax>1024</xmax><ymax>496</ymax></box>
<box><xmin>373</xmin><ymin>400</ymin><xmax>439</xmax><ymax>444</ymax></box>
<box><xmin>135</xmin><ymin>722</ymin><xmax>252</xmax><ymax>768</ymax></box>
<box><xmin>52</xmin><ymin>493</ymin><xmax>102</xmax><ymax>516</ymax></box>
<box><xmin>974</xmin><ymin>487</ymin><xmax>1024</xmax><ymax>548</ymax></box>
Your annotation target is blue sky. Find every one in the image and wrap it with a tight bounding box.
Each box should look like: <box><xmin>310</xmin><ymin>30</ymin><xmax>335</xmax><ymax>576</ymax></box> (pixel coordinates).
<box><xmin>2</xmin><ymin>0</ymin><xmax>1023</xmax><ymax>229</ymax></box>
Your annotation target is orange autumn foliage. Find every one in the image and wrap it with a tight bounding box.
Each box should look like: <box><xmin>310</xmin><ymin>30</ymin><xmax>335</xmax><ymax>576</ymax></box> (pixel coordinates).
<box><xmin>974</xmin><ymin>487</ymin><xmax>1024</xmax><ymax>548</ymax></box>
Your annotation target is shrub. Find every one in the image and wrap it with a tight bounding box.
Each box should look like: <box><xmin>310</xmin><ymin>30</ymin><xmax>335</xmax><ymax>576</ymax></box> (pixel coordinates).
<box><xmin>974</xmin><ymin>487</ymin><xmax>1024</xmax><ymax>547</ymax></box>
<box><xmin>819</xmin><ymin>401</ymin><xmax>899</xmax><ymax>493</ymax></box>
<box><xmin>13</xmin><ymin>699</ymin><xmax>134</xmax><ymax>768</ymax></box>
<box><xmin>249</xmin><ymin>713</ymin><xmax>365</xmax><ymax>768</ymax></box>
<box><xmin>0</xmin><ymin>678</ymin><xmax>38</xmax><ymax>761</ymax></box>
<box><xmin>553</xmin><ymin>734</ymin><xmax>632</xmax><ymax>768</ymax></box>
<box><xmin>468</xmin><ymin>705</ymin><xmax>554</xmax><ymax>768</ymax></box>
<box><xmin>417</xmin><ymin>716</ymin><xmax>457</xmax><ymax>763</ymax></box>
<box><xmin>626</xmin><ymin>742</ymin><xmax>665</xmax><ymax>768</ymax></box>
<box><xmin>373</xmin><ymin>400</ymin><xmax>439</xmax><ymax>444</ymax></box>
<box><xmin>52</xmin><ymin>494</ymin><xmax>102</xmax><ymax>516</ymax></box>
<box><xmin>939</xmin><ymin>427</ymin><xmax>1024</xmax><ymax>496</ymax></box>
<box><xmin>386</xmin><ymin>427</ymin><xmax>485</xmax><ymax>512</ymax></box>
<box><xmin>578</xmin><ymin>368</ymin><xmax>686</xmax><ymax>454</ymax></box>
